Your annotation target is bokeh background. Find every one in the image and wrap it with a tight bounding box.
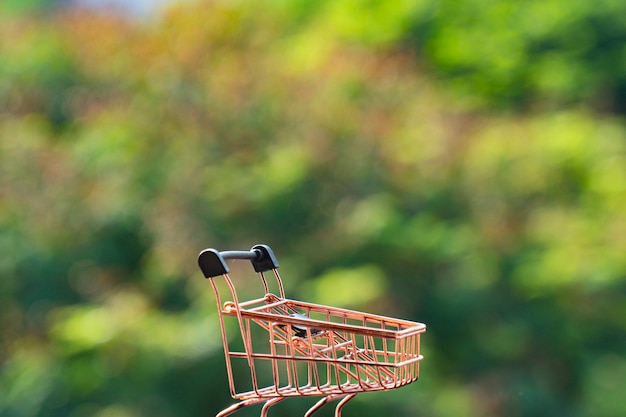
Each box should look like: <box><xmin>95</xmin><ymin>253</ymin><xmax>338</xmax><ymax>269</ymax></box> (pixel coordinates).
<box><xmin>2</xmin><ymin>0</ymin><xmax>626</xmax><ymax>416</ymax></box>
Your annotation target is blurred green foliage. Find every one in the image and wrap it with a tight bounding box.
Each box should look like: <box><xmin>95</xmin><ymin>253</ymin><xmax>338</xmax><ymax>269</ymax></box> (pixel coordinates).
<box><xmin>1</xmin><ymin>1</ymin><xmax>626</xmax><ymax>417</ymax></box>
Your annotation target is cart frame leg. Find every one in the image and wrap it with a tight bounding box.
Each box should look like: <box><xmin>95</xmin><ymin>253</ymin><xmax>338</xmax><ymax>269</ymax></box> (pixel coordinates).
<box><xmin>304</xmin><ymin>393</ymin><xmax>357</xmax><ymax>417</ymax></box>
<box><xmin>334</xmin><ymin>394</ymin><xmax>356</xmax><ymax>417</ymax></box>
<box><xmin>216</xmin><ymin>398</ymin><xmax>268</xmax><ymax>417</ymax></box>
<box><xmin>261</xmin><ymin>398</ymin><xmax>285</xmax><ymax>417</ymax></box>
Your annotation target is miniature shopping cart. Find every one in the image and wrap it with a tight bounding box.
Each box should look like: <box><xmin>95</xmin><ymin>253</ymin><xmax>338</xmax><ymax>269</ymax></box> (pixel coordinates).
<box><xmin>198</xmin><ymin>244</ymin><xmax>426</xmax><ymax>417</ymax></box>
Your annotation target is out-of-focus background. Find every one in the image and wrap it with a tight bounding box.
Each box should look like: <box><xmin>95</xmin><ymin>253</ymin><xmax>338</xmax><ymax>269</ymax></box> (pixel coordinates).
<box><xmin>2</xmin><ymin>0</ymin><xmax>626</xmax><ymax>416</ymax></box>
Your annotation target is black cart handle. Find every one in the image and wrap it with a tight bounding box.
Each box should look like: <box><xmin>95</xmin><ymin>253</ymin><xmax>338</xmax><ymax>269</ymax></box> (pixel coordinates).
<box><xmin>220</xmin><ymin>250</ymin><xmax>263</xmax><ymax>261</ymax></box>
<box><xmin>198</xmin><ymin>244</ymin><xmax>279</xmax><ymax>278</ymax></box>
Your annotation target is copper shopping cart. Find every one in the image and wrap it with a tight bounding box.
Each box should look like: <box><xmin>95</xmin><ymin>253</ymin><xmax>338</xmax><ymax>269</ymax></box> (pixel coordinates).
<box><xmin>198</xmin><ymin>244</ymin><xmax>426</xmax><ymax>417</ymax></box>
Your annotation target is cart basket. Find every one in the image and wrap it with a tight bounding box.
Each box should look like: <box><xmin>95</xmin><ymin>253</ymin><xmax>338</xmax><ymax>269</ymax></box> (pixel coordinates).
<box><xmin>198</xmin><ymin>244</ymin><xmax>426</xmax><ymax>417</ymax></box>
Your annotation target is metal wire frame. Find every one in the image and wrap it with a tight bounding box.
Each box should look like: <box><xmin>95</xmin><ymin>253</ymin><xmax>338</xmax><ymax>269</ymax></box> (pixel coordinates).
<box><xmin>206</xmin><ymin>266</ymin><xmax>425</xmax><ymax>417</ymax></box>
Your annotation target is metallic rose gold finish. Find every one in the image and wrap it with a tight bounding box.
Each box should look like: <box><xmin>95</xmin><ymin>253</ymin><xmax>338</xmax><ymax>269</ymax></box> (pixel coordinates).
<box><xmin>208</xmin><ymin>265</ymin><xmax>425</xmax><ymax>416</ymax></box>
<box><xmin>260</xmin><ymin>398</ymin><xmax>284</xmax><ymax>416</ymax></box>
<box><xmin>304</xmin><ymin>393</ymin><xmax>357</xmax><ymax>417</ymax></box>
<box><xmin>335</xmin><ymin>393</ymin><xmax>357</xmax><ymax>417</ymax></box>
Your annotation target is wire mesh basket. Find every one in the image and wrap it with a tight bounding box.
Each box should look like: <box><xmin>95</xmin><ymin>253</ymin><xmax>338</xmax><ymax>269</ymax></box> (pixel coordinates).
<box><xmin>198</xmin><ymin>244</ymin><xmax>426</xmax><ymax>417</ymax></box>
